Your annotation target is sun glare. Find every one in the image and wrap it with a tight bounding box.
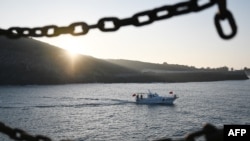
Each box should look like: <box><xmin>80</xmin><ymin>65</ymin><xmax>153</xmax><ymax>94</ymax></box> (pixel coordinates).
<box><xmin>67</xmin><ymin>50</ymin><xmax>79</xmax><ymax>59</ymax></box>
<box><xmin>53</xmin><ymin>36</ymin><xmax>84</xmax><ymax>64</ymax></box>
<box><xmin>64</xmin><ymin>47</ymin><xmax>80</xmax><ymax>76</ymax></box>
<box><xmin>63</xmin><ymin>37</ymin><xmax>85</xmax><ymax>54</ymax></box>
<box><xmin>41</xmin><ymin>35</ymin><xmax>86</xmax><ymax>56</ymax></box>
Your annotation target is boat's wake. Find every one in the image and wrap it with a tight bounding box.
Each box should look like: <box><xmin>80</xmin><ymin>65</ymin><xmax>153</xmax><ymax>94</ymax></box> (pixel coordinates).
<box><xmin>0</xmin><ymin>97</ymin><xmax>135</xmax><ymax>109</ymax></box>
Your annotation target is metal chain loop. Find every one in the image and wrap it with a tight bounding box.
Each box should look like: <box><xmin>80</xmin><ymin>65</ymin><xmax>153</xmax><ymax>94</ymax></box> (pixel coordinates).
<box><xmin>217</xmin><ymin>0</ymin><xmax>227</xmax><ymax>19</ymax></box>
<box><xmin>214</xmin><ymin>10</ymin><xmax>237</xmax><ymax>39</ymax></box>
<box><xmin>69</xmin><ymin>22</ymin><xmax>89</xmax><ymax>35</ymax></box>
<box><xmin>0</xmin><ymin>0</ymin><xmax>237</xmax><ymax>39</ymax></box>
<box><xmin>154</xmin><ymin>123</ymin><xmax>223</xmax><ymax>141</ymax></box>
<box><xmin>214</xmin><ymin>0</ymin><xmax>237</xmax><ymax>39</ymax></box>
<box><xmin>1</xmin><ymin>121</ymin><xmax>223</xmax><ymax>141</ymax></box>
<box><xmin>0</xmin><ymin>121</ymin><xmax>72</xmax><ymax>141</ymax></box>
<box><xmin>43</xmin><ymin>25</ymin><xmax>60</xmax><ymax>37</ymax></box>
<box><xmin>97</xmin><ymin>17</ymin><xmax>120</xmax><ymax>31</ymax></box>
<box><xmin>132</xmin><ymin>11</ymin><xmax>155</xmax><ymax>26</ymax></box>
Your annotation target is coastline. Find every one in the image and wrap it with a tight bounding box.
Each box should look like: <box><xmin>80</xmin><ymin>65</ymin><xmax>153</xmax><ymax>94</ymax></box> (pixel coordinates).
<box><xmin>0</xmin><ymin>70</ymin><xmax>248</xmax><ymax>85</ymax></box>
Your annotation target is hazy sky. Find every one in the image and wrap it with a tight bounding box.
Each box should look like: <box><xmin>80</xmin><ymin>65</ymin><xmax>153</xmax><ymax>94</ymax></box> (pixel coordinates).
<box><xmin>1</xmin><ymin>0</ymin><xmax>250</xmax><ymax>69</ymax></box>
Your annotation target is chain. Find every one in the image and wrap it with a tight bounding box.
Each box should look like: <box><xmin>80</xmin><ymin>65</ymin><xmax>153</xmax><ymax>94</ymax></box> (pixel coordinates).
<box><xmin>1</xmin><ymin>121</ymin><xmax>223</xmax><ymax>141</ymax></box>
<box><xmin>214</xmin><ymin>0</ymin><xmax>237</xmax><ymax>39</ymax></box>
<box><xmin>154</xmin><ymin>123</ymin><xmax>223</xmax><ymax>141</ymax></box>
<box><xmin>0</xmin><ymin>121</ymin><xmax>72</xmax><ymax>141</ymax></box>
<box><xmin>0</xmin><ymin>0</ymin><xmax>237</xmax><ymax>39</ymax></box>
<box><xmin>0</xmin><ymin>0</ymin><xmax>234</xmax><ymax>139</ymax></box>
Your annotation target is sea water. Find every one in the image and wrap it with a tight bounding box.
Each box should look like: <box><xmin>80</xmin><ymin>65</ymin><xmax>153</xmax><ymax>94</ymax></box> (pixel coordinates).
<box><xmin>0</xmin><ymin>80</ymin><xmax>250</xmax><ymax>141</ymax></box>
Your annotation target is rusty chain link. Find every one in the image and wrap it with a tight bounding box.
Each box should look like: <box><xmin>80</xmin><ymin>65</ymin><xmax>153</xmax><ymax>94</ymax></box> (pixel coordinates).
<box><xmin>0</xmin><ymin>0</ymin><xmax>237</xmax><ymax>39</ymax></box>
<box><xmin>1</xmin><ymin>121</ymin><xmax>223</xmax><ymax>141</ymax></box>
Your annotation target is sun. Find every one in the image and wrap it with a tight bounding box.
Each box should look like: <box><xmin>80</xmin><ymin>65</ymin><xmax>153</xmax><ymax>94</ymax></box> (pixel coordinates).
<box><xmin>43</xmin><ymin>35</ymin><xmax>86</xmax><ymax>61</ymax></box>
<box><xmin>61</xmin><ymin>37</ymin><xmax>85</xmax><ymax>54</ymax></box>
<box><xmin>66</xmin><ymin>49</ymin><xmax>79</xmax><ymax>58</ymax></box>
<box><xmin>39</xmin><ymin>35</ymin><xmax>86</xmax><ymax>56</ymax></box>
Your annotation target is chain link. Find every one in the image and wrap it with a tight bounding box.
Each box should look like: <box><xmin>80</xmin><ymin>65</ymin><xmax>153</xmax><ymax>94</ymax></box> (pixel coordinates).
<box><xmin>0</xmin><ymin>0</ymin><xmax>237</xmax><ymax>39</ymax></box>
<box><xmin>0</xmin><ymin>0</ymin><xmax>236</xmax><ymax>140</ymax></box>
<box><xmin>214</xmin><ymin>0</ymin><xmax>237</xmax><ymax>39</ymax></box>
<box><xmin>1</xmin><ymin>121</ymin><xmax>223</xmax><ymax>141</ymax></box>
<box><xmin>153</xmin><ymin>123</ymin><xmax>223</xmax><ymax>141</ymax></box>
<box><xmin>0</xmin><ymin>121</ymin><xmax>72</xmax><ymax>141</ymax></box>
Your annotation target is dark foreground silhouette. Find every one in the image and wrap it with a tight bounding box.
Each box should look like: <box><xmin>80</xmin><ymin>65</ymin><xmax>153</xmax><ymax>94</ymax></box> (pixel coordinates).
<box><xmin>0</xmin><ymin>37</ymin><xmax>248</xmax><ymax>85</ymax></box>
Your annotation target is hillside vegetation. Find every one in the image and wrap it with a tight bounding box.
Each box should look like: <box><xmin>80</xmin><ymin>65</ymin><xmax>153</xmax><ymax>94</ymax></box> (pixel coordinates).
<box><xmin>0</xmin><ymin>37</ymin><xmax>248</xmax><ymax>85</ymax></box>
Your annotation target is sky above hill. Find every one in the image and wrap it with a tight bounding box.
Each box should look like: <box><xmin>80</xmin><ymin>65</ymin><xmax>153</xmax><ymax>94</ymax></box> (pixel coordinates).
<box><xmin>1</xmin><ymin>0</ymin><xmax>250</xmax><ymax>69</ymax></box>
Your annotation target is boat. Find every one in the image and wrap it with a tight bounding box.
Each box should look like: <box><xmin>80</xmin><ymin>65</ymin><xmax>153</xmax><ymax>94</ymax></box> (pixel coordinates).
<box><xmin>132</xmin><ymin>90</ymin><xmax>178</xmax><ymax>105</ymax></box>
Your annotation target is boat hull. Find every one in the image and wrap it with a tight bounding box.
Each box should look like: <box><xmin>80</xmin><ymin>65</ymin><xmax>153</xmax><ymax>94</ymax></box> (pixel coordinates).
<box><xmin>136</xmin><ymin>97</ymin><xmax>176</xmax><ymax>105</ymax></box>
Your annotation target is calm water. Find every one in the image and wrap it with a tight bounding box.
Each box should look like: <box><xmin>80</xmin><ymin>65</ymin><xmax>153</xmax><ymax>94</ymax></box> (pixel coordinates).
<box><xmin>0</xmin><ymin>80</ymin><xmax>250</xmax><ymax>141</ymax></box>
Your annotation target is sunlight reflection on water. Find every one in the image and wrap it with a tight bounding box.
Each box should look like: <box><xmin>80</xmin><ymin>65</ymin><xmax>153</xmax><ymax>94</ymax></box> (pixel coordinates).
<box><xmin>0</xmin><ymin>80</ymin><xmax>250</xmax><ymax>141</ymax></box>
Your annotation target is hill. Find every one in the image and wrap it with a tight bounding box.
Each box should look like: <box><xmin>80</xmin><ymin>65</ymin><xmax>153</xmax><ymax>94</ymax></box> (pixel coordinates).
<box><xmin>107</xmin><ymin>59</ymin><xmax>198</xmax><ymax>72</ymax></box>
<box><xmin>0</xmin><ymin>36</ymin><xmax>248</xmax><ymax>85</ymax></box>
<box><xmin>107</xmin><ymin>59</ymin><xmax>249</xmax><ymax>82</ymax></box>
<box><xmin>0</xmin><ymin>37</ymin><xmax>141</xmax><ymax>84</ymax></box>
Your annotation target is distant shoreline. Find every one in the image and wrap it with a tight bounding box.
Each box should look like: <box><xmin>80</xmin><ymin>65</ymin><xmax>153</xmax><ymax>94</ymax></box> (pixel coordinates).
<box><xmin>0</xmin><ymin>37</ymin><xmax>249</xmax><ymax>85</ymax></box>
<box><xmin>0</xmin><ymin>79</ymin><xmax>249</xmax><ymax>86</ymax></box>
<box><xmin>0</xmin><ymin>70</ymin><xmax>248</xmax><ymax>85</ymax></box>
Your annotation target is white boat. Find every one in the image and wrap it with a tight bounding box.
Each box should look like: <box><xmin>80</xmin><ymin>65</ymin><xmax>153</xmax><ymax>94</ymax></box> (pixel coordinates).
<box><xmin>132</xmin><ymin>90</ymin><xmax>178</xmax><ymax>105</ymax></box>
